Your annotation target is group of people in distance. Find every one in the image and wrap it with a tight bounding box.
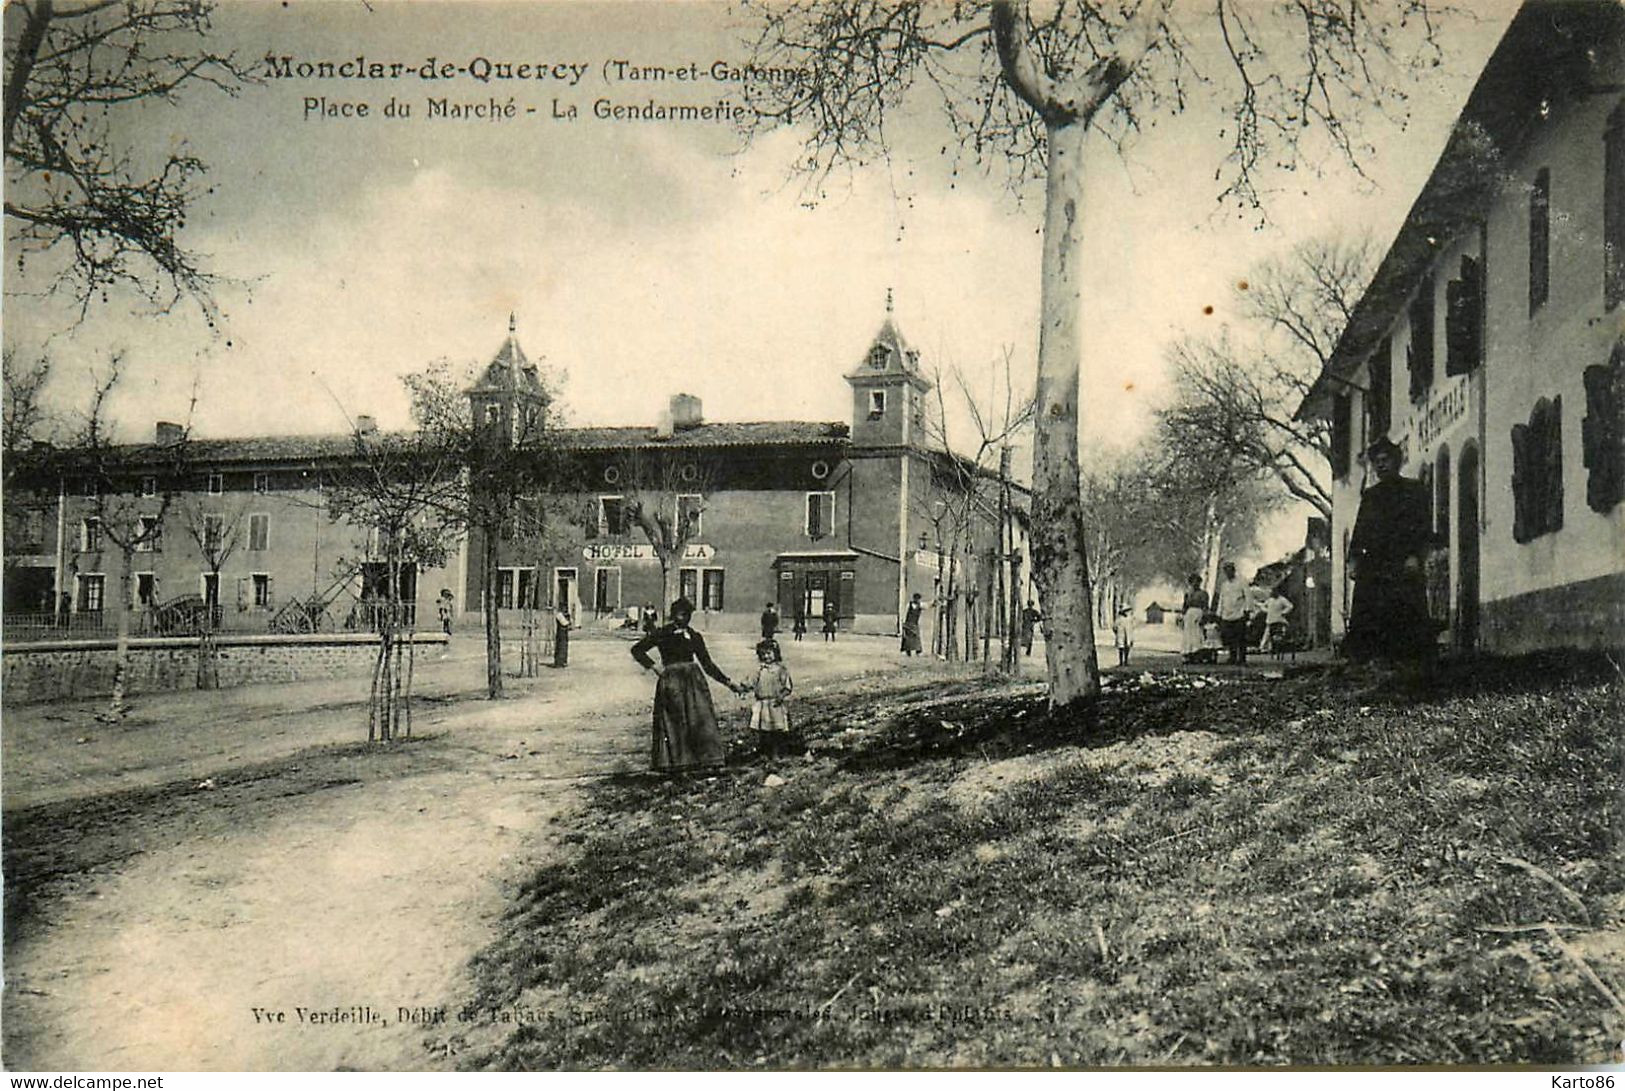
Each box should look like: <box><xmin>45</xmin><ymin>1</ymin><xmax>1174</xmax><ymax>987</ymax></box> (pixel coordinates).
<box><xmin>1177</xmin><ymin>568</ymin><xmax>1297</xmax><ymax>667</ymax></box>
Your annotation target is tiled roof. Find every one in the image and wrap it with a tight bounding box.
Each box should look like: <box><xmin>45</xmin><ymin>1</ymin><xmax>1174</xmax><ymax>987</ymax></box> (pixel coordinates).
<box><xmin>560</xmin><ymin>421</ymin><xmax>849</xmax><ymax>450</ymax></box>
<box><xmin>88</xmin><ymin>420</ymin><xmax>850</xmax><ymax>468</ymax></box>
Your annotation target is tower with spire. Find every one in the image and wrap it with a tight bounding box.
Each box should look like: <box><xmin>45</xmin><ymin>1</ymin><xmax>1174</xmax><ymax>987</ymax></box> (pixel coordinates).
<box><xmin>467</xmin><ymin>313</ymin><xmax>548</xmax><ymax>447</ymax></box>
<box><xmin>844</xmin><ymin>290</ymin><xmax>933</xmax><ymax>449</ymax></box>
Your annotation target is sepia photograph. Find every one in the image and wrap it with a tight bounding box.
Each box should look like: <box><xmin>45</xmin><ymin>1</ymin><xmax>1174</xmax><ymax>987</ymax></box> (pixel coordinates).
<box><xmin>2</xmin><ymin>0</ymin><xmax>1622</xmax><ymax>1074</ymax></box>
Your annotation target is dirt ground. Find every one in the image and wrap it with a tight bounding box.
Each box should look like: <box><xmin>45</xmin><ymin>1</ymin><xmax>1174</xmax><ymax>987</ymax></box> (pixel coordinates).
<box><xmin>2</xmin><ymin>628</ymin><xmax>1025</xmax><ymax>1071</ymax></box>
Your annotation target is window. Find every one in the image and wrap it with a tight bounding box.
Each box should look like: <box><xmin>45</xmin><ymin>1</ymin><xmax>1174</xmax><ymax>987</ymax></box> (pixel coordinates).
<box><xmin>484</xmin><ymin>404</ymin><xmax>500</xmax><ymax>425</ymax></box>
<box><xmin>1367</xmin><ymin>339</ymin><xmax>1392</xmax><ymax>441</ymax></box>
<box><xmin>596</xmin><ymin>495</ymin><xmax>627</xmax><ymax>537</ymax></box>
<box><xmin>868</xmin><ymin>390</ymin><xmax>886</xmax><ymax>419</ymax></box>
<box><xmin>135</xmin><ymin>516</ymin><xmax>161</xmax><ymax>553</ymax></box>
<box><xmin>201</xmin><ymin>572</ymin><xmax>220</xmax><ymax>608</ymax></box>
<box><xmin>679</xmin><ymin>567</ymin><xmax>699</xmax><ymax>604</ymax></box>
<box><xmin>517</xmin><ymin>568</ymin><xmax>537</xmax><ymax>609</ymax></box>
<box><xmin>254</xmin><ymin>472</ymin><xmax>270</xmax><ymax>494</ymax></box>
<box><xmin>136</xmin><ymin>573</ymin><xmax>157</xmax><ymax>607</ymax></box>
<box><xmin>806</xmin><ymin>492</ymin><xmax>835</xmax><ymax>541</ymax></box>
<box><xmin>867</xmin><ymin>345</ymin><xmax>890</xmax><ymax>370</ymax></box>
<box><xmin>1582</xmin><ymin>343</ymin><xmax>1625</xmax><ymax>513</ymax></box>
<box><xmin>248</xmin><ymin>513</ymin><xmax>269</xmax><ymax>552</ymax></box>
<box><xmin>1331</xmin><ymin>393</ymin><xmax>1352</xmax><ymax>480</ymax></box>
<box><xmin>1530</xmin><ymin>167</ymin><xmax>1550</xmax><ymax>314</ymax></box>
<box><xmin>677</xmin><ymin>494</ymin><xmax>703</xmax><ymax>539</ymax></box>
<box><xmin>83</xmin><ymin>478</ymin><xmax>98</xmax><ymax>499</ymax></box>
<box><xmin>1445</xmin><ymin>255</ymin><xmax>1483</xmax><ymax>375</ymax></box>
<box><xmin>1407</xmin><ymin>276</ymin><xmax>1435</xmax><ymax>402</ymax></box>
<box><xmin>701</xmin><ymin>568</ymin><xmax>725</xmax><ymax>612</ymax></box>
<box><xmin>1609</xmin><ymin>105</ymin><xmax>1625</xmax><ymax>309</ymax></box>
<box><xmin>141</xmin><ymin>476</ymin><xmax>157</xmax><ymax>498</ymax></box>
<box><xmin>81</xmin><ymin>517</ymin><xmax>103</xmax><ymax>553</ymax></box>
<box><xmin>79</xmin><ymin>573</ymin><xmax>104</xmax><ymax>612</ymax></box>
<box><xmin>252</xmin><ymin>574</ymin><xmax>272</xmax><ymax>608</ymax></box>
<box><xmin>497</xmin><ymin>568</ymin><xmax>515</xmax><ymax>610</ymax></box>
<box><xmin>207</xmin><ymin>472</ymin><xmax>223</xmax><ymax>495</ymax></box>
<box><xmin>203</xmin><ymin>513</ymin><xmax>225</xmax><ymax>555</ymax></box>
<box><xmin>1511</xmin><ymin>396</ymin><xmax>1563</xmax><ymax>542</ymax></box>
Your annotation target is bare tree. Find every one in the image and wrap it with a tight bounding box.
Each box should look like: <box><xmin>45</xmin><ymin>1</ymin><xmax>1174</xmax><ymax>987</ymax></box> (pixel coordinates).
<box><xmin>57</xmin><ymin>356</ymin><xmax>191</xmax><ymax>720</ymax></box>
<box><xmin>913</xmin><ymin>350</ymin><xmax>1035</xmax><ymax>668</ymax></box>
<box><xmin>322</xmin><ymin>426</ymin><xmax>463</xmax><ymax>742</ymax></box>
<box><xmin>4</xmin><ymin>0</ymin><xmax>251</xmax><ymax>320</ymax></box>
<box><xmin>3</xmin><ymin>348</ymin><xmax>55</xmax><ymax>485</ymax></box>
<box><xmin>178</xmin><ymin>494</ymin><xmax>244</xmax><ymax>688</ymax></box>
<box><xmin>404</xmin><ymin>352</ymin><xmax>568</xmax><ymax>699</ymax></box>
<box><xmin>1163</xmin><ymin>234</ymin><xmax>1376</xmax><ymax>518</ymax></box>
<box><xmin>743</xmin><ymin>0</ymin><xmax>1450</xmax><ymax>708</ymax></box>
<box><xmin>618</xmin><ymin>447</ymin><xmax>717</xmax><ymax>612</ymax></box>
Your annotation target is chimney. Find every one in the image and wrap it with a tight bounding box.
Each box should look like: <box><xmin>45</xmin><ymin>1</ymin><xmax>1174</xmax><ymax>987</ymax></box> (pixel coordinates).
<box><xmin>669</xmin><ymin>393</ymin><xmax>703</xmax><ymax>431</ymax></box>
<box><xmin>155</xmin><ymin>421</ymin><xmax>183</xmax><ymax>446</ymax></box>
<box><xmin>355</xmin><ymin>414</ymin><xmax>378</xmax><ymax>435</ymax></box>
<box><xmin>654</xmin><ymin>406</ymin><xmax>674</xmax><ymax>440</ymax></box>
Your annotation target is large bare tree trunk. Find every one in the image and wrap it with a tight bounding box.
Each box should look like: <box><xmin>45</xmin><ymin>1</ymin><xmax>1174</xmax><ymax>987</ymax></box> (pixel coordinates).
<box><xmin>1030</xmin><ymin>119</ymin><xmax>1101</xmax><ymax>706</ymax></box>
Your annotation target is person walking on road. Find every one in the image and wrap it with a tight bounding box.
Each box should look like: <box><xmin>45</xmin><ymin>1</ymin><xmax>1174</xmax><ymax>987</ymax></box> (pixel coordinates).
<box><xmin>1179</xmin><ymin>574</ymin><xmax>1208</xmax><ymax>662</ymax></box>
<box><xmin>901</xmin><ymin>593</ymin><xmax>924</xmax><ymax>656</ymax></box>
<box><xmin>1112</xmin><ymin>607</ymin><xmax>1136</xmax><ymax>667</ymax></box>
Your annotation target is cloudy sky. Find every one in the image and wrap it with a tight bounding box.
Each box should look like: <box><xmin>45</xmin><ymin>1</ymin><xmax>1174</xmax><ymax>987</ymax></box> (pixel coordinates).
<box><xmin>5</xmin><ymin>0</ymin><xmax>1513</xmax><ymax>559</ymax></box>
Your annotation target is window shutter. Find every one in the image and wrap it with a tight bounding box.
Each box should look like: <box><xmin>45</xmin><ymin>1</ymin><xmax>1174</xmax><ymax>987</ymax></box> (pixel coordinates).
<box><xmin>1543</xmin><ymin>396</ymin><xmax>1564</xmax><ymax>535</ymax></box>
<box><xmin>1582</xmin><ymin>353</ymin><xmax>1625</xmax><ymax>512</ymax></box>
<box><xmin>236</xmin><ymin>577</ymin><xmax>249</xmax><ymax>610</ymax></box>
<box><xmin>1511</xmin><ymin>422</ymin><xmax>1530</xmax><ymax>543</ymax></box>
<box><xmin>1445</xmin><ymin>258</ymin><xmax>1481</xmax><ymax>376</ymax></box>
<box><xmin>1530</xmin><ymin>168</ymin><xmax>1551</xmax><ymax>313</ymax></box>
<box><xmin>1407</xmin><ymin>280</ymin><xmax>1435</xmax><ymax>402</ymax></box>
<box><xmin>1368</xmin><ymin>340</ymin><xmax>1392</xmax><ymax>439</ymax></box>
<box><xmin>1331</xmin><ymin>393</ymin><xmax>1351</xmax><ymax>479</ymax></box>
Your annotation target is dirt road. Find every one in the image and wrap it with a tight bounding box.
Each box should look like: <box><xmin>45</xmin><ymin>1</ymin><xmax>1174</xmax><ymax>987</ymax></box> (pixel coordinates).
<box><xmin>2</xmin><ymin>630</ymin><xmax>986</xmax><ymax>1071</ymax></box>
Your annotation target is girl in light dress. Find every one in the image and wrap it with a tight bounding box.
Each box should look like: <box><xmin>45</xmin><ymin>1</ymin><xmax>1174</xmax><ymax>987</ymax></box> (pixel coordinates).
<box><xmin>748</xmin><ymin>639</ymin><xmax>797</xmax><ymax>757</ymax></box>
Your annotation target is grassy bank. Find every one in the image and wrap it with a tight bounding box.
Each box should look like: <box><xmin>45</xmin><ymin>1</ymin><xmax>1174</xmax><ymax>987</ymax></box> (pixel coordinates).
<box><xmin>461</xmin><ymin>656</ymin><xmax>1623</xmax><ymax>1068</ymax></box>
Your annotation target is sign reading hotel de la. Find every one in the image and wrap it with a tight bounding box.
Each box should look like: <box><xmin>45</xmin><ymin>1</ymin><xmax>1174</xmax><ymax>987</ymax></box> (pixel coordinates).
<box><xmin>582</xmin><ymin>543</ymin><xmax>716</xmax><ymax>562</ymax></box>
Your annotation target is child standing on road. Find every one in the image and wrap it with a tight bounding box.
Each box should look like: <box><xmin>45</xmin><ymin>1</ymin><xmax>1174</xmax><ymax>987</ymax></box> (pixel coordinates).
<box><xmin>1112</xmin><ymin>607</ymin><xmax>1136</xmax><ymax>667</ymax></box>
<box><xmin>749</xmin><ymin>640</ymin><xmax>797</xmax><ymax>757</ymax></box>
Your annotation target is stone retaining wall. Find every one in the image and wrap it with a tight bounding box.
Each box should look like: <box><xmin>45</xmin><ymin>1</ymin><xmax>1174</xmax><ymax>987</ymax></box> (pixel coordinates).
<box><xmin>1</xmin><ymin>632</ymin><xmax>449</xmax><ymax>705</ymax></box>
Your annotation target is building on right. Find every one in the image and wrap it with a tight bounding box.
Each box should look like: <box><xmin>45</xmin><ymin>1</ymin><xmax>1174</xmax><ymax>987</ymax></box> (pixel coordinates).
<box><xmin>1299</xmin><ymin>0</ymin><xmax>1625</xmax><ymax>655</ymax></box>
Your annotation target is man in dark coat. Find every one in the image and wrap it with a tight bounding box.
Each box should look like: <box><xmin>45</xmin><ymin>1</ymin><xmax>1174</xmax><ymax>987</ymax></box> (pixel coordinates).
<box><xmin>760</xmin><ymin>601</ymin><xmax>780</xmax><ymax>640</ymax></box>
<box><xmin>1345</xmin><ymin>437</ymin><xmax>1436</xmax><ymax>667</ymax></box>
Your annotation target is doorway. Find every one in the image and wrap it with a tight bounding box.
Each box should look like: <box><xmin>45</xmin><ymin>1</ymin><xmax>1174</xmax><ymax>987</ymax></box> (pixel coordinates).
<box><xmin>553</xmin><ymin>567</ymin><xmax>579</xmax><ymax>619</ymax></box>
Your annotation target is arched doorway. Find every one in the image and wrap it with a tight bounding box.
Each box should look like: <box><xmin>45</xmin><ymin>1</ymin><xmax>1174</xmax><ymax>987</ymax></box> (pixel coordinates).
<box><xmin>1457</xmin><ymin>442</ymin><xmax>1480</xmax><ymax>651</ymax></box>
<box><xmin>1431</xmin><ymin>446</ymin><xmax>1452</xmax><ymax>635</ymax></box>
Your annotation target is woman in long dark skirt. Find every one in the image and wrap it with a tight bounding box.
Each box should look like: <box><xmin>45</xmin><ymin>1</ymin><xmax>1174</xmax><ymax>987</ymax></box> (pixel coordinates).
<box><xmin>630</xmin><ymin>597</ymin><xmax>747</xmax><ymax>773</ymax></box>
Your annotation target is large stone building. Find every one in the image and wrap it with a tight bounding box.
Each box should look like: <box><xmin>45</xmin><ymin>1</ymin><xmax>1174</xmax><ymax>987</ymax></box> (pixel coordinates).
<box><xmin>5</xmin><ymin>304</ymin><xmax>1029</xmax><ymax>641</ymax></box>
<box><xmin>1300</xmin><ymin>0</ymin><xmax>1625</xmax><ymax>654</ymax></box>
